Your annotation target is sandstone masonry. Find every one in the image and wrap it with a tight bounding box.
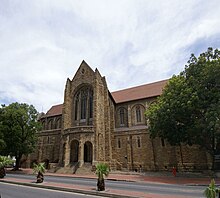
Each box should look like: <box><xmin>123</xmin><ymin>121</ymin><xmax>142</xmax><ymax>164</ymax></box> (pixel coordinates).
<box><xmin>26</xmin><ymin>61</ymin><xmax>212</xmax><ymax>172</ymax></box>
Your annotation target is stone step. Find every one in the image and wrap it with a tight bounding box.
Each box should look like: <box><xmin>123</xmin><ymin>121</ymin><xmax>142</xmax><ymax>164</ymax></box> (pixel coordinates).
<box><xmin>55</xmin><ymin>163</ymin><xmax>79</xmax><ymax>174</ymax></box>
<box><xmin>75</xmin><ymin>163</ymin><xmax>93</xmax><ymax>175</ymax></box>
<box><xmin>55</xmin><ymin>167</ymin><xmax>73</xmax><ymax>174</ymax></box>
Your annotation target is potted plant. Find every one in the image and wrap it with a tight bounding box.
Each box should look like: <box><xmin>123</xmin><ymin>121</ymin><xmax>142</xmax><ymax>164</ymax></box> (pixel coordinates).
<box><xmin>33</xmin><ymin>162</ymin><xmax>46</xmax><ymax>183</ymax></box>
<box><xmin>95</xmin><ymin>162</ymin><xmax>110</xmax><ymax>191</ymax></box>
<box><xmin>204</xmin><ymin>179</ymin><xmax>219</xmax><ymax>198</ymax></box>
<box><xmin>0</xmin><ymin>155</ymin><xmax>13</xmax><ymax>178</ymax></box>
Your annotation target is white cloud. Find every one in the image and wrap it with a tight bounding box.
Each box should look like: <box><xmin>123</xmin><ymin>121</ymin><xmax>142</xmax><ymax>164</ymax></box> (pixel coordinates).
<box><xmin>0</xmin><ymin>0</ymin><xmax>220</xmax><ymax>111</ymax></box>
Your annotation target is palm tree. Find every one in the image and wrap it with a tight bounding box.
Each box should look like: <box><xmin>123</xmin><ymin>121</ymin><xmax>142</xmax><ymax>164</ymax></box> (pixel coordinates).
<box><xmin>204</xmin><ymin>179</ymin><xmax>219</xmax><ymax>198</ymax></box>
<box><xmin>33</xmin><ymin>162</ymin><xmax>46</xmax><ymax>183</ymax></box>
<box><xmin>95</xmin><ymin>162</ymin><xmax>110</xmax><ymax>191</ymax></box>
<box><xmin>0</xmin><ymin>156</ymin><xmax>13</xmax><ymax>178</ymax></box>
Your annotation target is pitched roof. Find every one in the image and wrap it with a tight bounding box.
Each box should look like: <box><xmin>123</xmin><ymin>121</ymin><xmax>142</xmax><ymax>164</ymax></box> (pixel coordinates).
<box><xmin>45</xmin><ymin>104</ymin><xmax>63</xmax><ymax>116</ymax></box>
<box><xmin>43</xmin><ymin>79</ymin><xmax>168</xmax><ymax>117</ymax></box>
<box><xmin>111</xmin><ymin>79</ymin><xmax>168</xmax><ymax>103</ymax></box>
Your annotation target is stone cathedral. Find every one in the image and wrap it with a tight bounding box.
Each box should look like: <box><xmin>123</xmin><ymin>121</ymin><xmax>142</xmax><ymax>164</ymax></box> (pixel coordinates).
<box><xmin>26</xmin><ymin>61</ymin><xmax>211</xmax><ymax>173</ymax></box>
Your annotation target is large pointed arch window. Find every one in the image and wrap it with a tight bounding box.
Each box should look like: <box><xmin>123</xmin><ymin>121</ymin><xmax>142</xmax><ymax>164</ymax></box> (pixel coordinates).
<box><xmin>73</xmin><ymin>86</ymin><xmax>93</xmax><ymax>125</ymax></box>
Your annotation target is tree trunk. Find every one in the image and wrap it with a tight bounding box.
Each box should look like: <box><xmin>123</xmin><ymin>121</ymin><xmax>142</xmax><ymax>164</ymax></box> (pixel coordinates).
<box><xmin>151</xmin><ymin>139</ymin><xmax>157</xmax><ymax>171</ymax></box>
<box><xmin>36</xmin><ymin>172</ymin><xmax>44</xmax><ymax>183</ymax></box>
<box><xmin>212</xmin><ymin>151</ymin><xmax>215</xmax><ymax>171</ymax></box>
<box><xmin>97</xmin><ymin>178</ymin><xmax>105</xmax><ymax>191</ymax></box>
<box><xmin>212</xmin><ymin>133</ymin><xmax>216</xmax><ymax>171</ymax></box>
<box><xmin>0</xmin><ymin>167</ymin><xmax>6</xmax><ymax>178</ymax></box>
<box><xmin>14</xmin><ymin>154</ymin><xmax>22</xmax><ymax>170</ymax></box>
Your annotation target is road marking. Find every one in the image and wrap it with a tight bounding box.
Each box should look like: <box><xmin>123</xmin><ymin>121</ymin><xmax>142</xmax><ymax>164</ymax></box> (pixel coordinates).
<box><xmin>0</xmin><ymin>182</ymin><xmax>99</xmax><ymax>197</ymax></box>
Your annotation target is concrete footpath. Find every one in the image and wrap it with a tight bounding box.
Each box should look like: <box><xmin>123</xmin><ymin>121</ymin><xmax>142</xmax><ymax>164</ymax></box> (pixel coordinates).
<box><xmin>1</xmin><ymin>169</ymin><xmax>220</xmax><ymax>198</ymax></box>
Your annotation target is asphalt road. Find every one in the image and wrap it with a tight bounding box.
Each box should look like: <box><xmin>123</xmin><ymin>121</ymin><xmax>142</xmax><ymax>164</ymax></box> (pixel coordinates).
<box><xmin>0</xmin><ymin>182</ymin><xmax>100</xmax><ymax>198</ymax></box>
<box><xmin>6</xmin><ymin>173</ymin><xmax>205</xmax><ymax>197</ymax></box>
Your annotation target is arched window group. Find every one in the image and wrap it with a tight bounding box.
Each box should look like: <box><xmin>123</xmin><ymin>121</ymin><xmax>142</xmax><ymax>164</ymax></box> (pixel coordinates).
<box><xmin>41</xmin><ymin>117</ymin><xmax>62</xmax><ymax>130</ymax></box>
<box><xmin>73</xmin><ymin>86</ymin><xmax>93</xmax><ymax>125</ymax></box>
<box><xmin>116</xmin><ymin>104</ymin><xmax>145</xmax><ymax>128</ymax></box>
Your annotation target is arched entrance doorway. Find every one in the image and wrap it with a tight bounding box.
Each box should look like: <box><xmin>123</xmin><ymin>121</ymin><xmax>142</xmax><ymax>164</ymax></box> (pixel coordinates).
<box><xmin>70</xmin><ymin>140</ymin><xmax>79</xmax><ymax>164</ymax></box>
<box><xmin>84</xmin><ymin>141</ymin><xmax>92</xmax><ymax>163</ymax></box>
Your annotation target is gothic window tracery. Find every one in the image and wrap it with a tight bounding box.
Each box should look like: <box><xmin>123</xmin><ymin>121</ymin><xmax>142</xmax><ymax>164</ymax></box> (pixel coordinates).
<box><xmin>89</xmin><ymin>91</ymin><xmax>93</xmax><ymax>119</ymax></box>
<box><xmin>74</xmin><ymin>93</ymin><xmax>79</xmax><ymax>120</ymax></box>
<box><xmin>81</xmin><ymin>90</ymin><xmax>87</xmax><ymax>119</ymax></box>
<box><xmin>73</xmin><ymin>86</ymin><xmax>93</xmax><ymax>125</ymax></box>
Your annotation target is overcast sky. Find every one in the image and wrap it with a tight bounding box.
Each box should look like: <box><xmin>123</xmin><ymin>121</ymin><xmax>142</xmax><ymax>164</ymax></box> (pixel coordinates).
<box><xmin>1</xmin><ymin>0</ymin><xmax>220</xmax><ymax>112</ymax></box>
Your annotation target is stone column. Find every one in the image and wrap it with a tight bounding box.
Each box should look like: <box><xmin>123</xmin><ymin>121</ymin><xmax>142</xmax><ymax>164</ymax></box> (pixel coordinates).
<box><xmin>79</xmin><ymin>141</ymin><xmax>84</xmax><ymax>167</ymax></box>
<box><xmin>64</xmin><ymin>136</ymin><xmax>70</xmax><ymax>167</ymax></box>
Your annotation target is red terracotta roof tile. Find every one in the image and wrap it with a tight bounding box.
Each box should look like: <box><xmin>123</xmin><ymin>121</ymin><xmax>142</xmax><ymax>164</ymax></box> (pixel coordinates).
<box><xmin>46</xmin><ymin>104</ymin><xmax>63</xmax><ymax>116</ymax></box>
<box><xmin>44</xmin><ymin>79</ymin><xmax>168</xmax><ymax>116</ymax></box>
<box><xmin>111</xmin><ymin>79</ymin><xmax>168</xmax><ymax>103</ymax></box>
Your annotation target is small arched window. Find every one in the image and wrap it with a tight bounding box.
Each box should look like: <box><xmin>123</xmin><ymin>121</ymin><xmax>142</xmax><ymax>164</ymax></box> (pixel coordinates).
<box><xmin>48</xmin><ymin>120</ymin><xmax>53</xmax><ymax>130</ymax></box>
<box><xmin>117</xmin><ymin>138</ymin><xmax>121</xmax><ymax>148</ymax></box>
<box><xmin>136</xmin><ymin>106</ymin><xmax>142</xmax><ymax>123</ymax></box>
<box><xmin>56</xmin><ymin>119</ymin><xmax>61</xmax><ymax>129</ymax></box>
<box><xmin>131</xmin><ymin>104</ymin><xmax>145</xmax><ymax>126</ymax></box>
<box><xmin>117</xmin><ymin>107</ymin><xmax>128</xmax><ymax>127</ymax></box>
<box><xmin>161</xmin><ymin>138</ymin><xmax>165</xmax><ymax>147</ymax></box>
<box><xmin>47</xmin><ymin>136</ymin><xmax>50</xmax><ymax>144</ymax></box>
<box><xmin>42</xmin><ymin>120</ymin><xmax>46</xmax><ymax>130</ymax></box>
<box><xmin>137</xmin><ymin>136</ymin><xmax>141</xmax><ymax>148</ymax></box>
<box><xmin>119</xmin><ymin>108</ymin><xmax>125</xmax><ymax>126</ymax></box>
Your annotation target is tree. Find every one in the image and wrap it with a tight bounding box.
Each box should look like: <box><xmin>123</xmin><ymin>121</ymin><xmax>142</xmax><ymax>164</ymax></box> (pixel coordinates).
<box><xmin>0</xmin><ymin>108</ymin><xmax>6</xmax><ymax>151</ymax></box>
<box><xmin>0</xmin><ymin>131</ymin><xmax>5</xmax><ymax>152</ymax></box>
<box><xmin>146</xmin><ymin>48</ymin><xmax>220</xmax><ymax>169</ymax></box>
<box><xmin>0</xmin><ymin>102</ymin><xmax>42</xmax><ymax>170</ymax></box>
<box><xmin>0</xmin><ymin>156</ymin><xmax>13</xmax><ymax>178</ymax></box>
<box><xmin>204</xmin><ymin>179</ymin><xmax>219</xmax><ymax>198</ymax></box>
<box><xmin>33</xmin><ymin>162</ymin><xmax>45</xmax><ymax>183</ymax></box>
<box><xmin>95</xmin><ymin>162</ymin><xmax>110</xmax><ymax>191</ymax></box>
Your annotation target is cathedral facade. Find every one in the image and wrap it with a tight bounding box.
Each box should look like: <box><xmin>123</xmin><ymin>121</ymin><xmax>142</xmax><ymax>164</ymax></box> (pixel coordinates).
<box><xmin>28</xmin><ymin>61</ymin><xmax>211</xmax><ymax>172</ymax></box>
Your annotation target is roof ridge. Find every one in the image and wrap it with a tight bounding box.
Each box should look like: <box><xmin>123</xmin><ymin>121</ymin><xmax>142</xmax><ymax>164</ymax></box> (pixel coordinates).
<box><xmin>111</xmin><ymin>79</ymin><xmax>168</xmax><ymax>94</ymax></box>
<box><xmin>43</xmin><ymin>79</ymin><xmax>168</xmax><ymax>116</ymax></box>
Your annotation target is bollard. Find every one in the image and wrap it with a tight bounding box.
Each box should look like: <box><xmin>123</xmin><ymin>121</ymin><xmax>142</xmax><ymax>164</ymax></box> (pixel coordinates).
<box><xmin>172</xmin><ymin>166</ymin><xmax>176</xmax><ymax>177</ymax></box>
